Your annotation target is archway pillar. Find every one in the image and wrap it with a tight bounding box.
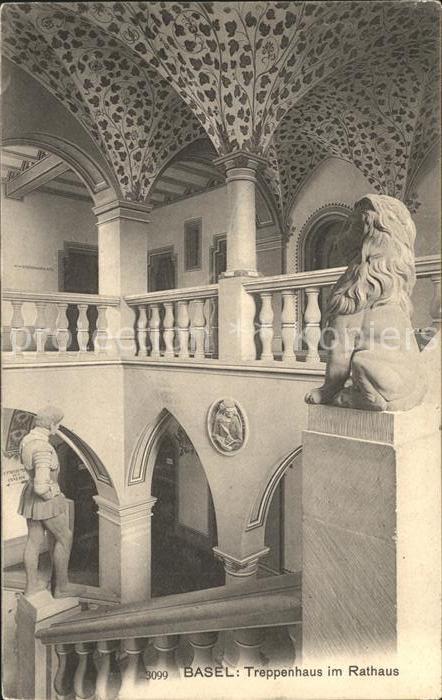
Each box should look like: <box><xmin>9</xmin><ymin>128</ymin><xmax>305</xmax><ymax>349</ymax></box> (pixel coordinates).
<box><xmin>94</xmin><ymin>495</ymin><xmax>157</xmax><ymax>602</ymax></box>
<box><xmin>214</xmin><ymin>151</ymin><xmax>267</xmax><ymax>362</ymax></box>
<box><xmin>215</xmin><ymin>150</ymin><xmax>267</xmax><ymax>277</ymax></box>
<box><xmin>93</xmin><ymin>200</ymin><xmax>151</xmax><ymax>357</ymax></box>
<box><xmin>213</xmin><ymin>546</ymin><xmax>269</xmax><ymax>586</ymax></box>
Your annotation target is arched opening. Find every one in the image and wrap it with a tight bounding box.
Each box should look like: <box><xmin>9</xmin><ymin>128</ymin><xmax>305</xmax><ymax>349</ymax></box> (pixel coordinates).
<box><xmin>149</xmin><ymin>416</ymin><xmax>224</xmax><ymax>597</ymax></box>
<box><xmin>300</xmin><ymin>207</ymin><xmax>351</xmax><ymax>335</ymax></box>
<box><xmin>249</xmin><ymin>447</ymin><xmax>303</xmax><ymax>578</ymax></box>
<box><xmin>2</xmin><ymin>408</ymin><xmax>107</xmax><ymax>590</ymax></box>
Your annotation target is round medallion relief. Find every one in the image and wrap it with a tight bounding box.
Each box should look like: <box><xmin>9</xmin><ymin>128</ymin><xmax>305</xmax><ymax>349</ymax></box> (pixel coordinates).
<box><xmin>207</xmin><ymin>398</ymin><xmax>248</xmax><ymax>456</ymax></box>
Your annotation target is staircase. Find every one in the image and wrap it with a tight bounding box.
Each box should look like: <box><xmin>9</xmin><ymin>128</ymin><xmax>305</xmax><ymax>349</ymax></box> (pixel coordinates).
<box><xmin>36</xmin><ymin>573</ymin><xmax>301</xmax><ymax>699</ymax></box>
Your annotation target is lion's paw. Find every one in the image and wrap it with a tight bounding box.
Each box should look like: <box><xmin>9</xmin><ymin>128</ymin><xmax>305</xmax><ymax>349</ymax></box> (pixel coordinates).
<box><xmin>305</xmin><ymin>388</ymin><xmax>324</xmax><ymax>404</ymax></box>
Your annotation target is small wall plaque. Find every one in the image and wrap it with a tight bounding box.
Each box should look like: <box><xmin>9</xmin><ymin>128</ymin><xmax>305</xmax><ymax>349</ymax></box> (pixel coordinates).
<box><xmin>207</xmin><ymin>398</ymin><xmax>248</xmax><ymax>455</ymax></box>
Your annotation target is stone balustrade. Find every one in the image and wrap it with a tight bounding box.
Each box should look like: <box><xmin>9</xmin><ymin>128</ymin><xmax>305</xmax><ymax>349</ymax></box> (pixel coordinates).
<box><xmin>244</xmin><ymin>254</ymin><xmax>441</xmax><ymax>365</ymax></box>
<box><xmin>2</xmin><ymin>290</ymin><xmax>120</xmax><ymax>358</ymax></box>
<box><xmin>125</xmin><ymin>284</ymin><xmax>219</xmax><ymax>361</ymax></box>
<box><xmin>36</xmin><ymin>574</ymin><xmax>301</xmax><ymax>699</ymax></box>
<box><xmin>3</xmin><ymin>256</ymin><xmax>439</xmax><ymax>365</ymax></box>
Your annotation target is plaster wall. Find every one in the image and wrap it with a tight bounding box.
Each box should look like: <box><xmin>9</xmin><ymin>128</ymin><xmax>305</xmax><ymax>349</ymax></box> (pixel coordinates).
<box><xmin>2</xmin><ymin>189</ymin><xmax>97</xmax><ymax>293</ymax></box>
<box><xmin>287</xmin><ymin>155</ymin><xmax>440</xmax><ymax>267</ymax></box>
<box><xmin>148</xmin><ymin>187</ymin><xmax>281</xmax><ymax>288</ymax></box>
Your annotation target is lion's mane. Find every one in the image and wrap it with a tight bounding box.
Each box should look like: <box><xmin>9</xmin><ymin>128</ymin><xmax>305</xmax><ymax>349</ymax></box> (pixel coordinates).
<box><xmin>326</xmin><ymin>194</ymin><xmax>417</xmax><ymax>320</ymax></box>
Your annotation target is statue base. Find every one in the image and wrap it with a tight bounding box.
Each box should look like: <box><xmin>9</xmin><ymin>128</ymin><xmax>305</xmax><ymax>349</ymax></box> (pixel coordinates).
<box><xmin>302</xmin><ymin>403</ymin><xmax>440</xmax><ymax>662</ymax></box>
<box><xmin>16</xmin><ymin>589</ymin><xmax>80</xmax><ymax>699</ymax></box>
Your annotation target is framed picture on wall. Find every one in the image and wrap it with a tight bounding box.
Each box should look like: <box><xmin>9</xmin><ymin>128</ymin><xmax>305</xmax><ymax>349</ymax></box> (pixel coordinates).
<box><xmin>184</xmin><ymin>218</ymin><xmax>202</xmax><ymax>271</ymax></box>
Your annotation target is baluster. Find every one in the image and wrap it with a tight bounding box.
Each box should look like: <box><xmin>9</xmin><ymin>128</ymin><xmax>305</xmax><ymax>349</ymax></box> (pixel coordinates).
<box><xmin>430</xmin><ymin>274</ymin><xmax>441</xmax><ymax>330</ymax></box>
<box><xmin>177</xmin><ymin>300</ymin><xmax>190</xmax><ymax>359</ymax></box>
<box><xmin>96</xmin><ymin>640</ymin><xmax>121</xmax><ymax>700</ymax></box>
<box><xmin>149</xmin><ymin>304</ymin><xmax>160</xmax><ymax>359</ymax></box>
<box><xmin>10</xmin><ymin>300</ymin><xmax>26</xmax><ymax>354</ymax></box>
<box><xmin>55</xmin><ymin>303</ymin><xmax>70</xmax><ymax>353</ymax></box>
<box><xmin>190</xmin><ymin>299</ymin><xmax>206</xmax><ymax>359</ymax></box>
<box><xmin>203</xmin><ymin>298</ymin><xmax>215</xmax><ymax>356</ymax></box>
<box><xmin>137</xmin><ymin>305</ymin><xmax>148</xmax><ymax>356</ymax></box>
<box><xmin>259</xmin><ymin>292</ymin><xmax>274</xmax><ymax>361</ymax></box>
<box><xmin>188</xmin><ymin>632</ymin><xmax>218</xmax><ymax>668</ymax></box>
<box><xmin>152</xmin><ymin>635</ymin><xmax>179</xmax><ymax>675</ymax></box>
<box><xmin>94</xmin><ymin>306</ymin><xmax>108</xmax><ymax>354</ymax></box>
<box><xmin>54</xmin><ymin>643</ymin><xmax>77</xmax><ymax>700</ymax></box>
<box><xmin>119</xmin><ymin>638</ymin><xmax>148</xmax><ymax>699</ymax></box>
<box><xmin>77</xmin><ymin>304</ymin><xmax>89</xmax><ymax>354</ymax></box>
<box><xmin>287</xmin><ymin>623</ymin><xmax>302</xmax><ymax>665</ymax></box>
<box><xmin>281</xmin><ymin>290</ymin><xmax>297</xmax><ymax>363</ymax></box>
<box><xmin>74</xmin><ymin>642</ymin><xmax>97</xmax><ymax>700</ymax></box>
<box><xmin>232</xmin><ymin>628</ymin><xmax>265</xmax><ymax>665</ymax></box>
<box><xmin>34</xmin><ymin>301</ymin><xmax>48</xmax><ymax>354</ymax></box>
<box><xmin>304</xmin><ymin>287</ymin><xmax>321</xmax><ymax>363</ymax></box>
<box><xmin>163</xmin><ymin>302</ymin><xmax>175</xmax><ymax>358</ymax></box>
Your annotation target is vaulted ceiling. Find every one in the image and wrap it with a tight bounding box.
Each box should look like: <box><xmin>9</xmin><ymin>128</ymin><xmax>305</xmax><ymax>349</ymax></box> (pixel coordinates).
<box><xmin>2</xmin><ymin>1</ymin><xmax>439</xmax><ymax>228</ymax></box>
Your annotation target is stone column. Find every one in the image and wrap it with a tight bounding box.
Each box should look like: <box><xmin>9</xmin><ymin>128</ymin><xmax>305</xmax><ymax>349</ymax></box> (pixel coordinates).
<box><xmin>214</xmin><ymin>150</ymin><xmax>267</xmax><ymax>362</ymax></box>
<box><xmin>93</xmin><ymin>200</ymin><xmax>151</xmax><ymax>356</ymax></box>
<box><xmin>301</xmin><ymin>403</ymin><xmax>440</xmax><ymax>663</ymax></box>
<box><xmin>94</xmin><ymin>496</ymin><xmax>157</xmax><ymax>602</ymax></box>
<box><xmin>213</xmin><ymin>546</ymin><xmax>269</xmax><ymax>586</ymax></box>
<box><xmin>214</xmin><ymin>150</ymin><xmax>266</xmax><ymax>278</ymax></box>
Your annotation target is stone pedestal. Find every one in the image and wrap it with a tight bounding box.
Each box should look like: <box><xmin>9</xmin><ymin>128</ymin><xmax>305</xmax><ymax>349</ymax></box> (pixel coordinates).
<box><xmin>16</xmin><ymin>589</ymin><xmax>80</xmax><ymax>700</ymax></box>
<box><xmin>302</xmin><ymin>403</ymin><xmax>440</xmax><ymax>661</ymax></box>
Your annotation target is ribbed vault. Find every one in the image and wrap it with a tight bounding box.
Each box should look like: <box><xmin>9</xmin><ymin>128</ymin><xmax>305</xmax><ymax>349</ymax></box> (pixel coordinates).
<box><xmin>1</xmin><ymin>1</ymin><xmax>439</xmax><ymax>225</ymax></box>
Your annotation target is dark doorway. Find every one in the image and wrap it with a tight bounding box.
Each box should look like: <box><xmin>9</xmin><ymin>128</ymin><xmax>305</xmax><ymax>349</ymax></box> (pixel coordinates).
<box><xmin>61</xmin><ymin>243</ymin><xmax>98</xmax><ymax>294</ymax></box>
<box><xmin>151</xmin><ymin>432</ymin><xmax>224</xmax><ymax>597</ymax></box>
<box><xmin>303</xmin><ymin>216</ymin><xmax>349</xmax><ymax>328</ymax></box>
<box><xmin>148</xmin><ymin>247</ymin><xmax>176</xmax><ymax>292</ymax></box>
<box><xmin>55</xmin><ymin>438</ymin><xmax>99</xmax><ymax>587</ymax></box>
<box><xmin>59</xmin><ymin>242</ymin><xmax>98</xmax><ymax>351</ymax></box>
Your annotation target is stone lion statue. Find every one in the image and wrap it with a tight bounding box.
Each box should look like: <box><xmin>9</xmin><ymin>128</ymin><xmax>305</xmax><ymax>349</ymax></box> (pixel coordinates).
<box><xmin>305</xmin><ymin>194</ymin><xmax>427</xmax><ymax>411</ymax></box>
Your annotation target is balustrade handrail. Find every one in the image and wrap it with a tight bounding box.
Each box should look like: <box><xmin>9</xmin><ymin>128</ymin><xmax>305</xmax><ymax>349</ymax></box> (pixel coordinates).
<box><xmin>124</xmin><ymin>283</ymin><xmax>219</xmax><ymax>306</ymax></box>
<box><xmin>243</xmin><ymin>254</ymin><xmax>441</xmax><ymax>293</ymax></box>
<box><xmin>36</xmin><ymin>573</ymin><xmax>300</xmax><ymax>646</ymax></box>
<box><xmin>2</xmin><ymin>289</ymin><xmax>120</xmax><ymax>306</ymax></box>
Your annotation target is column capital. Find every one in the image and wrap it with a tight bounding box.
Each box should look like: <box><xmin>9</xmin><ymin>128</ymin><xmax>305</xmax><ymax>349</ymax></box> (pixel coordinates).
<box><xmin>93</xmin><ymin>199</ymin><xmax>152</xmax><ymax>225</ymax></box>
<box><xmin>93</xmin><ymin>496</ymin><xmax>157</xmax><ymax>526</ymax></box>
<box><xmin>214</xmin><ymin>150</ymin><xmax>268</xmax><ymax>176</ymax></box>
<box><xmin>213</xmin><ymin>546</ymin><xmax>269</xmax><ymax>579</ymax></box>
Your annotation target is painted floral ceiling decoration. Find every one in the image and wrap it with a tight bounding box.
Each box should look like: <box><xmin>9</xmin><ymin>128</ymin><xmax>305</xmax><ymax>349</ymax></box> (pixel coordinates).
<box><xmin>2</xmin><ymin>1</ymin><xmax>439</xmax><ymax>220</ymax></box>
<box><xmin>275</xmin><ymin>42</ymin><xmax>440</xmax><ymax>221</ymax></box>
<box><xmin>2</xmin><ymin>3</ymin><xmax>205</xmax><ymax>200</ymax></box>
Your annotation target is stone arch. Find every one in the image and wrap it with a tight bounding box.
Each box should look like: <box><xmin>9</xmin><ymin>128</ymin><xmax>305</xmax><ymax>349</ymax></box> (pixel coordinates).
<box><xmin>2</xmin><ymin>133</ymin><xmax>119</xmax><ymax>207</ymax></box>
<box><xmin>295</xmin><ymin>202</ymin><xmax>352</xmax><ymax>273</ymax></box>
<box><xmin>128</xmin><ymin>408</ymin><xmax>213</xmax><ymax>494</ymax></box>
<box><xmin>129</xmin><ymin>408</ymin><xmax>223</xmax><ymax>596</ymax></box>
<box><xmin>246</xmin><ymin>446</ymin><xmax>302</xmax><ymax>532</ymax></box>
